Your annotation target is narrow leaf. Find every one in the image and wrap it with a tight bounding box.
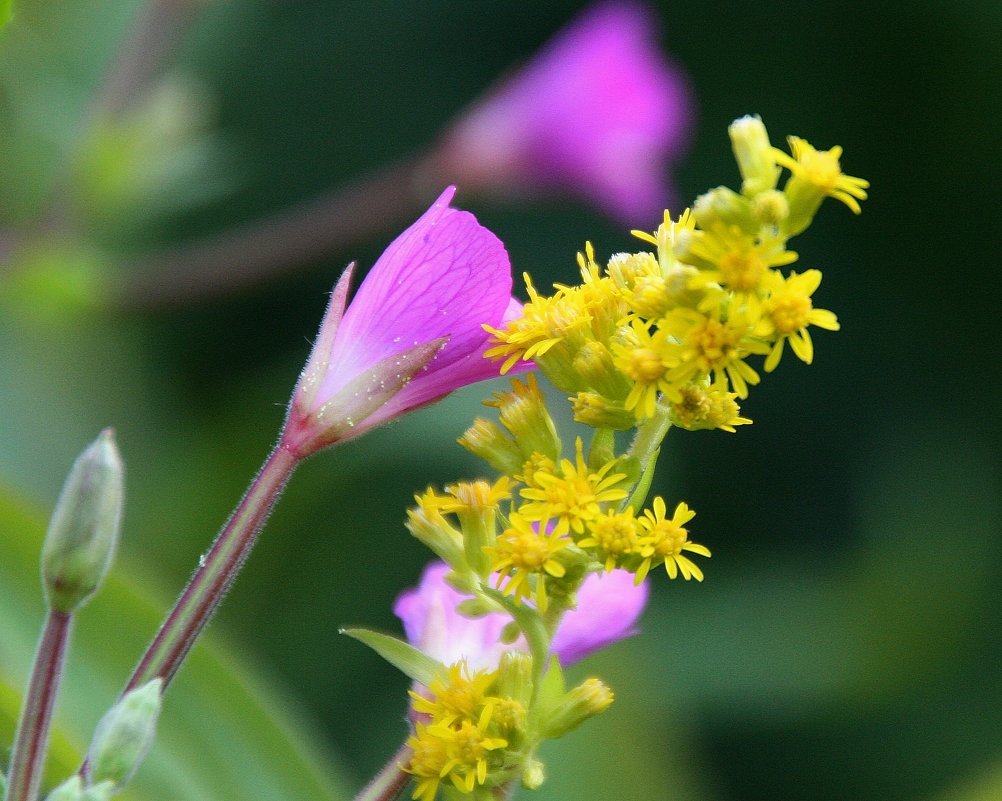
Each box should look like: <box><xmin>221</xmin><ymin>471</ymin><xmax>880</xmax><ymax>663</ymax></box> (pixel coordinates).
<box><xmin>340</xmin><ymin>628</ymin><xmax>440</xmax><ymax>686</ymax></box>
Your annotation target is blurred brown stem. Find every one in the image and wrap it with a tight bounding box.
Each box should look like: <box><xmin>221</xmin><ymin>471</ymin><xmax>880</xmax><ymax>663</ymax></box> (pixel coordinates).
<box><xmin>93</xmin><ymin>0</ymin><xmax>203</xmax><ymax>118</ymax></box>
<box><xmin>116</xmin><ymin>153</ymin><xmax>443</xmax><ymax>312</ymax></box>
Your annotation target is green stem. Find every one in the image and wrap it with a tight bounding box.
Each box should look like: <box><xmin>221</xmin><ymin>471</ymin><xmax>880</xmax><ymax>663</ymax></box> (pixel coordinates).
<box><xmin>353</xmin><ymin>744</ymin><xmax>412</xmax><ymax>801</ymax></box>
<box><xmin>5</xmin><ymin>611</ymin><xmax>73</xmax><ymax>801</ymax></box>
<box><xmin>122</xmin><ymin>442</ymin><xmax>299</xmax><ymax>693</ymax></box>
<box><xmin>627</xmin><ymin>402</ymin><xmax>672</xmax><ymax>473</ymax></box>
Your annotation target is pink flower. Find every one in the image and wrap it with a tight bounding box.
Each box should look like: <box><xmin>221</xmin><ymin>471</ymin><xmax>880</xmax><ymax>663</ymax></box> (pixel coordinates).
<box><xmin>282</xmin><ymin>186</ymin><xmax>523</xmax><ymax>457</ymax></box>
<box><xmin>394</xmin><ymin>561</ymin><xmax>648</xmax><ymax>670</ymax></box>
<box><xmin>436</xmin><ymin>1</ymin><xmax>693</xmax><ymax>224</ymax></box>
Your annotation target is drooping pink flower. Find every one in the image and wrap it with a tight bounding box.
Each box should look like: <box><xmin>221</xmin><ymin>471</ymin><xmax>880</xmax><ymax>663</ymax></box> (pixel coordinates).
<box><xmin>394</xmin><ymin>561</ymin><xmax>648</xmax><ymax>670</ymax></box>
<box><xmin>282</xmin><ymin>186</ymin><xmax>523</xmax><ymax>457</ymax></box>
<box><xmin>436</xmin><ymin>1</ymin><xmax>694</xmax><ymax>225</ymax></box>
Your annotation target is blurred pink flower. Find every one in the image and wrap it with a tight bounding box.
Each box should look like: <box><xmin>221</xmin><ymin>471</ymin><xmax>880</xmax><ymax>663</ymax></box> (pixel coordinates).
<box><xmin>282</xmin><ymin>186</ymin><xmax>523</xmax><ymax>457</ymax></box>
<box><xmin>394</xmin><ymin>561</ymin><xmax>648</xmax><ymax>670</ymax></box>
<box><xmin>437</xmin><ymin>1</ymin><xmax>693</xmax><ymax>225</ymax></box>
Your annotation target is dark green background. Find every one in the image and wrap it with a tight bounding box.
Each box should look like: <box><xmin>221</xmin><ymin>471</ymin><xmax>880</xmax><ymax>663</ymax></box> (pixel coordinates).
<box><xmin>2</xmin><ymin>2</ymin><xmax>1000</xmax><ymax>800</ymax></box>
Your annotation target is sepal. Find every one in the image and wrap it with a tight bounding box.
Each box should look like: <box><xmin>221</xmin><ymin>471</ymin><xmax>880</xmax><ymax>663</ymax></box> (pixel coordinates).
<box><xmin>340</xmin><ymin>628</ymin><xmax>440</xmax><ymax>687</ymax></box>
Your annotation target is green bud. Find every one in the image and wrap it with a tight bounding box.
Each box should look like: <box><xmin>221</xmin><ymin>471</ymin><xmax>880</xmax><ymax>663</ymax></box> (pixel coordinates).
<box><xmin>87</xmin><ymin>679</ymin><xmax>163</xmax><ymax>789</ymax></box>
<box><xmin>729</xmin><ymin>115</ymin><xmax>780</xmax><ymax>197</ymax></box>
<box><xmin>458</xmin><ymin>418</ymin><xmax>523</xmax><ymax>475</ymax></box>
<box><xmin>537</xmin><ymin>678</ymin><xmax>614</xmax><ymax>739</ymax></box>
<box><xmin>692</xmin><ymin>186</ymin><xmax>757</xmax><ymax>234</ymax></box>
<box><xmin>496</xmin><ymin>651</ymin><xmax>534</xmax><ymax>708</ymax></box>
<box><xmin>752</xmin><ymin>189</ymin><xmax>789</xmax><ymax>227</ymax></box>
<box><xmin>81</xmin><ymin>782</ymin><xmax>115</xmax><ymax>801</ymax></box>
<box><xmin>405</xmin><ymin>491</ymin><xmax>466</xmax><ymax>569</ymax></box>
<box><xmin>572</xmin><ymin>342</ymin><xmax>631</xmax><ymax>400</ymax></box>
<box><xmin>491</xmin><ymin>376</ymin><xmax>561</xmax><ymax>462</ymax></box>
<box><xmin>41</xmin><ymin>429</ymin><xmax>124</xmax><ymax>613</ymax></box>
<box><xmin>43</xmin><ymin>776</ymin><xmax>84</xmax><ymax>801</ymax></box>
<box><xmin>571</xmin><ymin>393</ymin><xmax>636</xmax><ymax>431</ymax></box>
<box><xmin>521</xmin><ymin>758</ymin><xmax>546</xmax><ymax>790</ymax></box>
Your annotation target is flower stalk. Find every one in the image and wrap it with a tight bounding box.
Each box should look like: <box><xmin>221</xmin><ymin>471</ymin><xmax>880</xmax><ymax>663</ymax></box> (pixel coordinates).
<box><xmin>352</xmin><ymin>744</ymin><xmax>413</xmax><ymax>801</ymax></box>
<box><xmin>4</xmin><ymin>610</ymin><xmax>73</xmax><ymax>801</ymax></box>
<box><xmin>122</xmin><ymin>442</ymin><xmax>298</xmax><ymax>692</ymax></box>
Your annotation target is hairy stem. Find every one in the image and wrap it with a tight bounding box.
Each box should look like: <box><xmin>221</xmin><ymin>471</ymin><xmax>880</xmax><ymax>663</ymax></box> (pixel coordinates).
<box><xmin>353</xmin><ymin>744</ymin><xmax>412</xmax><ymax>801</ymax></box>
<box><xmin>5</xmin><ymin>611</ymin><xmax>73</xmax><ymax>801</ymax></box>
<box><xmin>123</xmin><ymin>442</ymin><xmax>299</xmax><ymax>693</ymax></box>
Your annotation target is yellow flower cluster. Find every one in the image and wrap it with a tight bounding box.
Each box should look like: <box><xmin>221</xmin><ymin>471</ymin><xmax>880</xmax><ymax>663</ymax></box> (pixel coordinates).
<box><xmin>405</xmin><ymin>662</ymin><xmax>511</xmax><ymax>801</ymax></box>
<box><xmin>404</xmin><ymin>656</ymin><xmax>613</xmax><ymax>800</ymax></box>
<box><xmin>486</xmin><ymin>117</ymin><xmax>867</xmax><ymax>431</ymax></box>
<box><xmin>393</xmin><ymin>117</ymin><xmax>866</xmax><ymax>799</ymax></box>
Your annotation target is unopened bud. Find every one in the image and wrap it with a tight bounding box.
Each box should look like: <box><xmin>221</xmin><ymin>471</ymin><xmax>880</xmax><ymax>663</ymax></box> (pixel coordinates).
<box><xmin>487</xmin><ymin>376</ymin><xmax>561</xmax><ymax>461</ymax></box>
<box><xmin>692</xmin><ymin>186</ymin><xmax>756</xmax><ymax>233</ymax></box>
<box><xmin>572</xmin><ymin>342</ymin><xmax>631</xmax><ymax>400</ymax></box>
<box><xmin>538</xmin><ymin>678</ymin><xmax>614</xmax><ymax>739</ymax></box>
<box><xmin>458</xmin><ymin>418</ymin><xmax>523</xmax><ymax>475</ymax></box>
<box><xmin>752</xmin><ymin>189</ymin><xmax>789</xmax><ymax>227</ymax></box>
<box><xmin>81</xmin><ymin>782</ymin><xmax>115</xmax><ymax>801</ymax></box>
<box><xmin>405</xmin><ymin>492</ymin><xmax>466</xmax><ymax>568</ymax></box>
<box><xmin>571</xmin><ymin>392</ymin><xmax>636</xmax><ymax>431</ymax></box>
<box><xmin>496</xmin><ymin>651</ymin><xmax>534</xmax><ymax>708</ymax></box>
<box><xmin>729</xmin><ymin>115</ymin><xmax>779</xmax><ymax>197</ymax></box>
<box><xmin>521</xmin><ymin>758</ymin><xmax>546</xmax><ymax>790</ymax></box>
<box><xmin>41</xmin><ymin>430</ymin><xmax>124</xmax><ymax>613</ymax></box>
<box><xmin>87</xmin><ymin>679</ymin><xmax>163</xmax><ymax>789</ymax></box>
<box><xmin>43</xmin><ymin>776</ymin><xmax>83</xmax><ymax>801</ymax></box>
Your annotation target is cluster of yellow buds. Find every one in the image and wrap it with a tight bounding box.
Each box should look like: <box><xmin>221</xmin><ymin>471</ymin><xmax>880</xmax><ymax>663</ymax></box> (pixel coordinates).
<box><xmin>486</xmin><ymin>115</ymin><xmax>868</xmax><ymax>432</ymax></box>
<box><xmin>361</xmin><ymin>116</ymin><xmax>867</xmax><ymax>800</ymax></box>
<box><xmin>402</xmin><ymin>654</ymin><xmax>613</xmax><ymax>800</ymax></box>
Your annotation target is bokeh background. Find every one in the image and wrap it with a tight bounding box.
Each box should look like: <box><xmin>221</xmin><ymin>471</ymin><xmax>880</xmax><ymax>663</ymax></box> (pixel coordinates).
<box><xmin>2</xmin><ymin>1</ymin><xmax>1001</xmax><ymax>800</ymax></box>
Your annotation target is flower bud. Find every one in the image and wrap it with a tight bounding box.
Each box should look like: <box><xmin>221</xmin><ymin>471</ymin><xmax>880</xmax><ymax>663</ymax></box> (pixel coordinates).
<box><xmin>81</xmin><ymin>782</ymin><xmax>115</xmax><ymax>801</ymax></box>
<box><xmin>86</xmin><ymin>679</ymin><xmax>163</xmax><ymax>789</ymax></box>
<box><xmin>487</xmin><ymin>376</ymin><xmax>561</xmax><ymax>462</ymax></box>
<box><xmin>457</xmin><ymin>418</ymin><xmax>524</xmax><ymax>475</ymax></box>
<box><xmin>572</xmin><ymin>342</ymin><xmax>631</xmax><ymax>400</ymax></box>
<box><xmin>729</xmin><ymin>115</ymin><xmax>779</xmax><ymax>197</ymax></box>
<box><xmin>41</xmin><ymin>430</ymin><xmax>124</xmax><ymax>613</ymax></box>
<box><xmin>521</xmin><ymin>758</ymin><xmax>546</xmax><ymax>790</ymax></box>
<box><xmin>692</xmin><ymin>186</ymin><xmax>757</xmax><ymax>234</ymax></box>
<box><xmin>496</xmin><ymin>651</ymin><xmax>534</xmax><ymax>709</ymax></box>
<box><xmin>571</xmin><ymin>392</ymin><xmax>636</xmax><ymax>431</ymax></box>
<box><xmin>43</xmin><ymin>776</ymin><xmax>83</xmax><ymax>801</ymax></box>
<box><xmin>752</xmin><ymin>189</ymin><xmax>789</xmax><ymax>227</ymax></box>
<box><xmin>538</xmin><ymin>678</ymin><xmax>614</xmax><ymax>739</ymax></box>
<box><xmin>405</xmin><ymin>492</ymin><xmax>466</xmax><ymax>569</ymax></box>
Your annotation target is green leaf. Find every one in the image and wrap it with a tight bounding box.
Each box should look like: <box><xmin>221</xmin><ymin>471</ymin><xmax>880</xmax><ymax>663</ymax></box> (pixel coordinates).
<box><xmin>341</xmin><ymin>628</ymin><xmax>439</xmax><ymax>687</ymax></box>
<box><xmin>0</xmin><ymin>485</ymin><xmax>354</xmax><ymax>801</ymax></box>
<box><xmin>0</xmin><ymin>0</ymin><xmax>12</xmax><ymax>30</ymax></box>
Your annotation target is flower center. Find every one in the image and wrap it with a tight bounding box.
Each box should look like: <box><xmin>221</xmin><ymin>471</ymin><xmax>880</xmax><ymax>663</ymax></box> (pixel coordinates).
<box><xmin>718</xmin><ymin>250</ymin><xmax>764</xmax><ymax>291</ymax></box>
<box><xmin>626</xmin><ymin>347</ymin><xmax>668</xmax><ymax>383</ymax></box>
<box><xmin>769</xmin><ymin>294</ymin><xmax>812</xmax><ymax>334</ymax></box>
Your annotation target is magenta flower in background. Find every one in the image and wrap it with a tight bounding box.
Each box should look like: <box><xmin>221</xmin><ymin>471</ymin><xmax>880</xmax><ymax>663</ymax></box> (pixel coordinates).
<box><xmin>437</xmin><ymin>1</ymin><xmax>693</xmax><ymax>225</ymax></box>
<box><xmin>282</xmin><ymin>186</ymin><xmax>522</xmax><ymax>457</ymax></box>
<box><xmin>394</xmin><ymin>561</ymin><xmax>648</xmax><ymax>670</ymax></box>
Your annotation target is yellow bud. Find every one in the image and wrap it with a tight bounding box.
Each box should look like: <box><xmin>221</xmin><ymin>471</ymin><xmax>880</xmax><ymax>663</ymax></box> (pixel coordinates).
<box><xmin>729</xmin><ymin>114</ymin><xmax>780</xmax><ymax>197</ymax></box>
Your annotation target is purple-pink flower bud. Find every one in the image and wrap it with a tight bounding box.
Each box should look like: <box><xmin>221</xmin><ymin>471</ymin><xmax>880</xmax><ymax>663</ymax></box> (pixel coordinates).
<box><xmin>394</xmin><ymin>561</ymin><xmax>648</xmax><ymax>670</ymax></box>
<box><xmin>282</xmin><ymin>186</ymin><xmax>522</xmax><ymax>457</ymax></box>
<box><xmin>437</xmin><ymin>1</ymin><xmax>694</xmax><ymax>224</ymax></box>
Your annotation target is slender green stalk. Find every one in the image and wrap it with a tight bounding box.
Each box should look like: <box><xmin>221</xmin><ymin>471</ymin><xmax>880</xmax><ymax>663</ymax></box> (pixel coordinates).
<box><xmin>122</xmin><ymin>442</ymin><xmax>299</xmax><ymax>693</ymax></box>
<box><xmin>627</xmin><ymin>402</ymin><xmax>672</xmax><ymax>472</ymax></box>
<box><xmin>5</xmin><ymin>610</ymin><xmax>73</xmax><ymax>801</ymax></box>
<box><xmin>353</xmin><ymin>744</ymin><xmax>412</xmax><ymax>801</ymax></box>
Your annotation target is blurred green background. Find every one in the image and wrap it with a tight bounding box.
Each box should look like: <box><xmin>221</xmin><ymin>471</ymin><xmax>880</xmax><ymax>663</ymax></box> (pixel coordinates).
<box><xmin>2</xmin><ymin>1</ymin><xmax>1000</xmax><ymax>800</ymax></box>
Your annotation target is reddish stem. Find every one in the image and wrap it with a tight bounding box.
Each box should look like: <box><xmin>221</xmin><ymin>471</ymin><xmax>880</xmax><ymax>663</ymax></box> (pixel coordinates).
<box><xmin>5</xmin><ymin>611</ymin><xmax>73</xmax><ymax>801</ymax></box>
